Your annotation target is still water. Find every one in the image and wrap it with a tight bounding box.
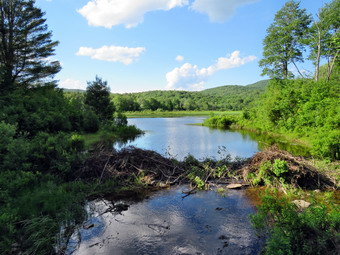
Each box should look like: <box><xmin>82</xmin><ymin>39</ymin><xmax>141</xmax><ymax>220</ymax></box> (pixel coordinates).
<box><xmin>68</xmin><ymin>186</ymin><xmax>264</xmax><ymax>255</ymax></box>
<box><xmin>121</xmin><ymin>117</ymin><xmax>260</xmax><ymax>160</ymax></box>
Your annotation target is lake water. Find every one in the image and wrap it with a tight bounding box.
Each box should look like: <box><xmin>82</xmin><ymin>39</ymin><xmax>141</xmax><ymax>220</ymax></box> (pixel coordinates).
<box><xmin>67</xmin><ymin>186</ymin><xmax>264</xmax><ymax>255</ymax></box>
<box><xmin>119</xmin><ymin>117</ymin><xmax>260</xmax><ymax>160</ymax></box>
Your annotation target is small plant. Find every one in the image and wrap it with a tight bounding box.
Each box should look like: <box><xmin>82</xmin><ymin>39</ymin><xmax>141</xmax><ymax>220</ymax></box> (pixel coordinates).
<box><xmin>213</xmin><ymin>165</ymin><xmax>227</xmax><ymax>178</ymax></box>
<box><xmin>193</xmin><ymin>176</ymin><xmax>205</xmax><ymax>190</ymax></box>
<box><xmin>248</xmin><ymin>160</ymin><xmax>290</xmax><ymax>187</ymax></box>
<box><xmin>70</xmin><ymin>134</ymin><xmax>85</xmax><ymax>151</ymax></box>
<box><xmin>272</xmin><ymin>159</ymin><xmax>288</xmax><ymax>177</ymax></box>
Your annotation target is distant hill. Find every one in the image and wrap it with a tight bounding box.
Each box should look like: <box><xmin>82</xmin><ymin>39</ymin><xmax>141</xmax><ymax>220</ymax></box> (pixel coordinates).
<box><xmin>200</xmin><ymin>80</ymin><xmax>269</xmax><ymax>96</ymax></box>
<box><xmin>63</xmin><ymin>80</ymin><xmax>269</xmax><ymax>111</ymax></box>
<box><xmin>110</xmin><ymin>80</ymin><xmax>270</xmax><ymax>111</ymax></box>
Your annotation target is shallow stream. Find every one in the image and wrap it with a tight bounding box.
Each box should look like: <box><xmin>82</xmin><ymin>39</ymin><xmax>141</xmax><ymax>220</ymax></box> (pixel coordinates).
<box><xmin>67</xmin><ymin>186</ymin><xmax>264</xmax><ymax>255</ymax></box>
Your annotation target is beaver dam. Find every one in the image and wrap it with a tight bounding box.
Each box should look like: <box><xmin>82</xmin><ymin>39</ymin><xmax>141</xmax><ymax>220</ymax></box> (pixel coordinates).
<box><xmin>77</xmin><ymin>145</ymin><xmax>336</xmax><ymax>191</ymax></box>
<box><xmin>66</xmin><ymin>145</ymin><xmax>338</xmax><ymax>255</ymax></box>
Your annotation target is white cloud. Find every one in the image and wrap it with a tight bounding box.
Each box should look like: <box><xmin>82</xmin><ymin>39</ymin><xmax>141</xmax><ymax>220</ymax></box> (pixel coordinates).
<box><xmin>59</xmin><ymin>78</ymin><xmax>86</xmax><ymax>90</ymax></box>
<box><xmin>166</xmin><ymin>51</ymin><xmax>256</xmax><ymax>90</ymax></box>
<box><xmin>78</xmin><ymin>0</ymin><xmax>189</xmax><ymax>28</ymax></box>
<box><xmin>76</xmin><ymin>45</ymin><xmax>145</xmax><ymax>65</ymax></box>
<box><xmin>176</xmin><ymin>55</ymin><xmax>184</xmax><ymax>62</ymax></box>
<box><xmin>190</xmin><ymin>0</ymin><xmax>259</xmax><ymax>23</ymax></box>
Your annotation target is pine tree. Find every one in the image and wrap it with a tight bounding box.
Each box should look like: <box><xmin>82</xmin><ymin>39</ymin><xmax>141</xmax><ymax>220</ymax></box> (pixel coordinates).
<box><xmin>85</xmin><ymin>76</ymin><xmax>115</xmax><ymax>121</ymax></box>
<box><xmin>0</xmin><ymin>0</ymin><xmax>60</xmax><ymax>90</ymax></box>
<box><xmin>259</xmin><ymin>0</ymin><xmax>311</xmax><ymax>79</ymax></box>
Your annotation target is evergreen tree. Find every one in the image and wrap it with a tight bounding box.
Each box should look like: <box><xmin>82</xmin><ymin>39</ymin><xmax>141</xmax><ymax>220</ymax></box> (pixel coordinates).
<box><xmin>259</xmin><ymin>0</ymin><xmax>311</xmax><ymax>79</ymax></box>
<box><xmin>0</xmin><ymin>0</ymin><xmax>60</xmax><ymax>90</ymax></box>
<box><xmin>85</xmin><ymin>76</ymin><xmax>114</xmax><ymax>121</ymax></box>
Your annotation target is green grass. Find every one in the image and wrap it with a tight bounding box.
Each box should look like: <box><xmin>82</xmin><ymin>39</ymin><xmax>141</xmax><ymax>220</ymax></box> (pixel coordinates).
<box><xmin>81</xmin><ymin>132</ymin><xmax>105</xmax><ymax>148</ymax></box>
<box><xmin>124</xmin><ymin>110</ymin><xmax>242</xmax><ymax>118</ymax></box>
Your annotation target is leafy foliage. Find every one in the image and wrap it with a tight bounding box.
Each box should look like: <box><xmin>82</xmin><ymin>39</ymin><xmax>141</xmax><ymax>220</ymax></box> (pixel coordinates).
<box><xmin>240</xmin><ymin>79</ymin><xmax>339</xmax><ymax>160</ymax></box>
<box><xmin>259</xmin><ymin>0</ymin><xmax>312</xmax><ymax>79</ymax></box>
<box><xmin>203</xmin><ymin>115</ymin><xmax>239</xmax><ymax>128</ymax></box>
<box><xmin>251</xmin><ymin>191</ymin><xmax>339</xmax><ymax>255</ymax></box>
<box><xmin>309</xmin><ymin>0</ymin><xmax>340</xmax><ymax>81</ymax></box>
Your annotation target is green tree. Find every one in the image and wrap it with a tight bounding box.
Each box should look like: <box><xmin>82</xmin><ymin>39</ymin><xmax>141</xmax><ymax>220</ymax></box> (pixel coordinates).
<box><xmin>259</xmin><ymin>0</ymin><xmax>311</xmax><ymax>79</ymax></box>
<box><xmin>85</xmin><ymin>76</ymin><xmax>114</xmax><ymax>121</ymax></box>
<box><xmin>310</xmin><ymin>0</ymin><xmax>340</xmax><ymax>81</ymax></box>
<box><xmin>0</xmin><ymin>0</ymin><xmax>61</xmax><ymax>90</ymax></box>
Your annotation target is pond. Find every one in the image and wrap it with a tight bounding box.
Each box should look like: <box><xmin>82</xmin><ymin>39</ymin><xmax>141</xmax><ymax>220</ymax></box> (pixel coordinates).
<box><xmin>118</xmin><ymin>117</ymin><xmax>310</xmax><ymax>160</ymax></box>
<box><xmin>118</xmin><ymin>117</ymin><xmax>260</xmax><ymax>160</ymax></box>
<box><xmin>67</xmin><ymin>186</ymin><xmax>264</xmax><ymax>255</ymax></box>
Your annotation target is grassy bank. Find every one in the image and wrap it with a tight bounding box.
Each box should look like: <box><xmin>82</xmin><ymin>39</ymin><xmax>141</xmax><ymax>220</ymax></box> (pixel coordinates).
<box><xmin>124</xmin><ymin>110</ymin><xmax>242</xmax><ymax>118</ymax></box>
<box><xmin>81</xmin><ymin>125</ymin><xmax>144</xmax><ymax>148</ymax></box>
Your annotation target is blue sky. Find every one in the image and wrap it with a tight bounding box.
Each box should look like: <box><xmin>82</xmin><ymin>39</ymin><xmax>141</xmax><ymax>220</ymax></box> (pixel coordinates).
<box><xmin>36</xmin><ymin>0</ymin><xmax>330</xmax><ymax>93</ymax></box>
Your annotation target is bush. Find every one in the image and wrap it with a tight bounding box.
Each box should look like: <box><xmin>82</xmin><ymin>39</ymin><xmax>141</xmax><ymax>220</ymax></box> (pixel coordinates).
<box><xmin>251</xmin><ymin>191</ymin><xmax>340</xmax><ymax>255</ymax></box>
<box><xmin>241</xmin><ymin>79</ymin><xmax>340</xmax><ymax>160</ymax></box>
<box><xmin>203</xmin><ymin>115</ymin><xmax>239</xmax><ymax>128</ymax></box>
<box><xmin>83</xmin><ymin>109</ymin><xmax>100</xmax><ymax>133</ymax></box>
<box><xmin>113</xmin><ymin>112</ymin><xmax>128</xmax><ymax>127</ymax></box>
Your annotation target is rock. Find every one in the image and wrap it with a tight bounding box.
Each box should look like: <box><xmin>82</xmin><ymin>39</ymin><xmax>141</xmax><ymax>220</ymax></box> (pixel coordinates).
<box><xmin>292</xmin><ymin>200</ymin><xmax>311</xmax><ymax>210</ymax></box>
<box><xmin>226</xmin><ymin>184</ymin><xmax>242</xmax><ymax>189</ymax></box>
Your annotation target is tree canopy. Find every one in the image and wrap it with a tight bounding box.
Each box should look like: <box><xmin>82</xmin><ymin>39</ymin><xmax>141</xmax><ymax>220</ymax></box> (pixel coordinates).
<box><xmin>309</xmin><ymin>0</ymin><xmax>339</xmax><ymax>81</ymax></box>
<box><xmin>259</xmin><ymin>0</ymin><xmax>311</xmax><ymax>79</ymax></box>
<box><xmin>0</xmin><ymin>0</ymin><xmax>60</xmax><ymax>90</ymax></box>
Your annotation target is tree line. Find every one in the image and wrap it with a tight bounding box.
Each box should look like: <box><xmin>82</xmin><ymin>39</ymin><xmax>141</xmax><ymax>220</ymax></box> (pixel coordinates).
<box><xmin>106</xmin><ymin>80</ymin><xmax>268</xmax><ymax>112</ymax></box>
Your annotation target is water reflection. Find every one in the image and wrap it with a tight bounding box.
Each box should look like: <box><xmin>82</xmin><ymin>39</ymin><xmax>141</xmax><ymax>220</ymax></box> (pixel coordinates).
<box><xmin>117</xmin><ymin>117</ymin><xmax>310</xmax><ymax>160</ymax></box>
<box><xmin>119</xmin><ymin>117</ymin><xmax>259</xmax><ymax>160</ymax></box>
<box><xmin>69</xmin><ymin>186</ymin><xmax>264</xmax><ymax>255</ymax></box>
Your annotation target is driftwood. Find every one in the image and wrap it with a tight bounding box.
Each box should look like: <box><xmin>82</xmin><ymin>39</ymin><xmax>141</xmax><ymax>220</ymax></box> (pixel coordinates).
<box><xmin>77</xmin><ymin>145</ymin><xmax>188</xmax><ymax>186</ymax></box>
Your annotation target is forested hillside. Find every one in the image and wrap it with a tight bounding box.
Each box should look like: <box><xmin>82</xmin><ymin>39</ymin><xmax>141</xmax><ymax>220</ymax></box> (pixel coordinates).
<box><xmin>110</xmin><ymin>80</ymin><xmax>268</xmax><ymax>112</ymax></box>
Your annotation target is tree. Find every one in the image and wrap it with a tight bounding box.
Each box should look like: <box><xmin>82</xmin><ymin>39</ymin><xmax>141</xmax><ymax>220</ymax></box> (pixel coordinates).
<box><xmin>85</xmin><ymin>76</ymin><xmax>114</xmax><ymax>121</ymax></box>
<box><xmin>0</xmin><ymin>0</ymin><xmax>60</xmax><ymax>90</ymax></box>
<box><xmin>259</xmin><ymin>0</ymin><xmax>311</xmax><ymax>79</ymax></box>
<box><xmin>309</xmin><ymin>0</ymin><xmax>339</xmax><ymax>81</ymax></box>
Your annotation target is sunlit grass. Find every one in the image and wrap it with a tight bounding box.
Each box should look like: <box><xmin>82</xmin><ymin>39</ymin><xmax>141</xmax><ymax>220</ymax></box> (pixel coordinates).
<box><xmin>124</xmin><ymin>110</ymin><xmax>242</xmax><ymax>118</ymax></box>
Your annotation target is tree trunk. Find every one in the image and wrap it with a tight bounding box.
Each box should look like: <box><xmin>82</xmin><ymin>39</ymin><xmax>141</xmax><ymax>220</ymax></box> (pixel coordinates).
<box><xmin>327</xmin><ymin>50</ymin><xmax>339</xmax><ymax>81</ymax></box>
<box><xmin>314</xmin><ymin>23</ymin><xmax>321</xmax><ymax>81</ymax></box>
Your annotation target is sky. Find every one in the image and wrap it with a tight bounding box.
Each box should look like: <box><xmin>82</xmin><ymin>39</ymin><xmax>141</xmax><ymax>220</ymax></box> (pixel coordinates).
<box><xmin>35</xmin><ymin>0</ymin><xmax>330</xmax><ymax>93</ymax></box>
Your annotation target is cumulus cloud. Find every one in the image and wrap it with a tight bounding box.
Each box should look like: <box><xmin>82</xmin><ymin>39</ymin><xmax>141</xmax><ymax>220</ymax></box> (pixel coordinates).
<box><xmin>59</xmin><ymin>78</ymin><xmax>86</xmax><ymax>90</ymax></box>
<box><xmin>190</xmin><ymin>0</ymin><xmax>259</xmax><ymax>23</ymax></box>
<box><xmin>176</xmin><ymin>55</ymin><xmax>184</xmax><ymax>62</ymax></box>
<box><xmin>76</xmin><ymin>45</ymin><xmax>145</xmax><ymax>65</ymax></box>
<box><xmin>166</xmin><ymin>51</ymin><xmax>256</xmax><ymax>90</ymax></box>
<box><xmin>78</xmin><ymin>0</ymin><xmax>189</xmax><ymax>28</ymax></box>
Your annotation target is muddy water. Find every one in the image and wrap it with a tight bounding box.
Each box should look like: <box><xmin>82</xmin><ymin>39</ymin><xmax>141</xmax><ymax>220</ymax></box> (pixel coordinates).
<box><xmin>67</xmin><ymin>186</ymin><xmax>264</xmax><ymax>255</ymax></box>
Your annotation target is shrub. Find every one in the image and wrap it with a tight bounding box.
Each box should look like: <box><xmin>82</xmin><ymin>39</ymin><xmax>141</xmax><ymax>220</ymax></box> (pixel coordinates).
<box><xmin>83</xmin><ymin>109</ymin><xmax>100</xmax><ymax>133</ymax></box>
<box><xmin>251</xmin><ymin>191</ymin><xmax>340</xmax><ymax>255</ymax></box>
